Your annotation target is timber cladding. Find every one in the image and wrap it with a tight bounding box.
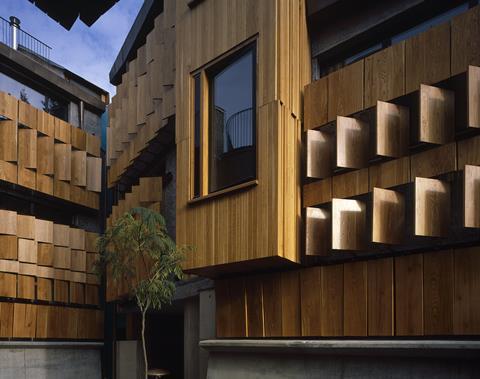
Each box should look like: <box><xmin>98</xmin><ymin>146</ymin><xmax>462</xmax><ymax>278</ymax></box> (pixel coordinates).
<box><xmin>176</xmin><ymin>0</ymin><xmax>311</xmax><ymax>273</ymax></box>
<box><xmin>0</xmin><ymin>91</ymin><xmax>102</xmax><ymax>209</ymax></box>
<box><xmin>216</xmin><ymin>247</ymin><xmax>480</xmax><ymax>338</ymax></box>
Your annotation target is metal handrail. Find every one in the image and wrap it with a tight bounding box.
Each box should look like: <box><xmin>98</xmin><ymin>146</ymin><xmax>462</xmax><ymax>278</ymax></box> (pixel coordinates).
<box><xmin>0</xmin><ymin>16</ymin><xmax>51</xmax><ymax>61</ymax></box>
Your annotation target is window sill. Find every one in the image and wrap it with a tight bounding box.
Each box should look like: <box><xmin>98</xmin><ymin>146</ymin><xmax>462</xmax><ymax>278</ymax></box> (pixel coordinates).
<box><xmin>188</xmin><ymin>179</ymin><xmax>258</xmax><ymax>205</ymax></box>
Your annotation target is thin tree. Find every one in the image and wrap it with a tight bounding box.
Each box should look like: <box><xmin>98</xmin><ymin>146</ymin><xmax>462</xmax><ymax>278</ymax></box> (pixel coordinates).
<box><xmin>97</xmin><ymin>207</ymin><xmax>185</xmax><ymax>379</ymax></box>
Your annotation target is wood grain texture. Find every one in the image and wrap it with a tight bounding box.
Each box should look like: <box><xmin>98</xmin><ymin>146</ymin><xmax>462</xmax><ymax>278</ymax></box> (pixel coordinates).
<box><xmin>54</xmin><ymin>119</ymin><xmax>71</xmax><ymax>144</ymax></box>
<box><xmin>405</xmin><ymin>22</ymin><xmax>450</xmax><ymax>93</ymax></box>
<box><xmin>53</xmin><ymin>224</ymin><xmax>70</xmax><ymax>247</ymax></box>
<box><xmin>54</xmin><ymin>280</ymin><xmax>69</xmax><ymax>303</ymax></box>
<box><xmin>17</xmin><ymin>275</ymin><xmax>35</xmax><ymax>300</ymax></box>
<box><xmin>365</xmin><ymin>42</ymin><xmax>405</xmax><ymax>108</ymax></box>
<box><xmin>0</xmin><ymin>302</ymin><xmax>14</xmax><ymax>337</ymax></box>
<box><xmin>372</xmin><ymin>187</ymin><xmax>405</xmax><ymax>244</ymax></box>
<box><xmin>71</xmin><ymin>127</ymin><xmax>87</xmax><ymax>150</ymax></box>
<box><xmin>332</xmin><ymin>168</ymin><xmax>368</xmax><ymax>198</ymax></box>
<box><xmin>0</xmin><ymin>209</ymin><xmax>17</xmax><ymax>235</ymax></box>
<box><xmin>71</xmin><ymin>150</ymin><xmax>87</xmax><ymax>187</ymax></box>
<box><xmin>0</xmin><ymin>92</ymin><xmax>18</xmax><ymax>120</ymax></box>
<box><xmin>215</xmin><ymin>278</ymin><xmax>246</xmax><ymax>338</ymax></box>
<box><xmin>71</xmin><ymin>250</ymin><xmax>86</xmax><ymax>272</ymax></box>
<box><xmin>35</xmin><ymin>219</ymin><xmax>53</xmax><ymax>243</ymax></box>
<box><xmin>0</xmin><ymin>235</ymin><xmax>17</xmax><ymax>260</ymax></box>
<box><xmin>410</xmin><ymin>143</ymin><xmax>457</xmax><ymax>178</ymax></box>
<box><xmin>70</xmin><ymin>282</ymin><xmax>85</xmax><ymax>304</ymax></box>
<box><xmin>321</xmin><ymin>265</ymin><xmax>343</xmax><ymax>336</ymax></box>
<box><xmin>54</xmin><ymin>143</ymin><xmax>72</xmax><ymax>181</ymax></box>
<box><xmin>18</xmin><ymin>128</ymin><xmax>37</xmax><ymax>168</ymax></box>
<box><xmin>336</xmin><ymin>116</ymin><xmax>370</xmax><ymax>169</ymax></box>
<box><xmin>70</xmin><ymin>228</ymin><xmax>85</xmax><ymax>250</ymax></box>
<box><xmin>395</xmin><ymin>254</ymin><xmax>423</xmax><ymax>335</ymax></box>
<box><xmin>87</xmin><ymin>156</ymin><xmax>102</xmax><ymax>192</ymax></box>
<box><xmin>414</xmin><ymin>177</ymin><xmax>451</xmax><ymax>237</ymax></box>
<box><xmin>451</xmin><ymin>6</ymin><xmax>480</xmax><ymax>75</ymax></box>
<box><xmin>303</xmin><ymin>177</ymin><xmax>332</xmax><ymax>207</ymax></box>
<box><xmin>468</xmin><ymin>65</ymin><xmax>480</xmax><ymax>128</ymax></box>
<box><xmin>376</xmin><ymin>101</ymin><xmax>409</xmax><ymax>157</ymax></box>
<box><xmin>13</xmin><ymin>303</ymin><xmax>36</xmax><ymax>338</ymax></box>
<box><xmin>245</xmin><ymin>276</ymin><xmax>264</xmax><ymax>337</ymax></box>
<box><xmin>0</xmin><ymin>160</ymin><xmax>18</xmax><ymax>183</ymax></box>
<box><xmin>37</xmin><ymin>135</ymin><xmax>54</xmax><ymax>175</ymax></box>
<box><xmin>343</xmin><ymin>261</ymin><xmax>367</xmax><ymax>336</ymax></box>
<box><xmin>332</xmin><ymin>198</ymin><xmax>366</xmax><ymax>251</ymax></box>
<box><xmin>305</xmin><ymin>207</ymin><xmax>330</xmax><ymax>256</ymax></box>
<box><xmin>18</xmin><ymin>238</ymin><xmax>37</xmax><ymax>263</ymax></box>
<box><xmin>304</xmin><ymin>76</ymin><xmax>328</xmax><ymax>130</ymax></box>
<box><xmin>85</xmin><ymin>284</ymin><xmax>99</xmax><ymax>305</ymax></box>
<box><xmin>306</xmin><ymin>129</ymin><xmax>333</xmax><ymax>178</ymax></box>
<box><xmin>37</xmin><ymin>278</ymin><xmax>53</xmax><ymax>301</ymax></box>
<box><xmin>0</xmin><ymin>120</ymin><xmax>17</xmax><ymax>162</ymax></box>
<box><xmin>37</xmin><ymin>243</ymin><xmax>54</xmax><ymax>267</ymax></box>
<box><xmin>367</xmin><ymin>258</ymin><xmax>394</xmax><ymax>336</ymax></box>
<box><xmin>419</xmin><ymin>84</ymin><xmax>455</xmax><ymax>144</ymax></box>
<box><xmin>17</xmin><ymin>215</ymin><xmax>35</xmax><ymax>240</ymax></box>
<box><xmin>18</xmin><ymin>166</ymin><xmax>36</xmax><ymax>190</ymax></box>
<box><xmin>300</xmin><ymin>266</ymin><xmax>322</xmax><ymax>336</ymax></box>
<box><xmin>453</xmin><ymin>246</ymin><xmax>480</xmax><ymax>334</ymax></box>
<box><xmin>369</xmin><ymin>157</ymin><xmax>411</xmax><ymax>190</ymax></box>
<box><xmin>327</xmin><ymin>60</ymin><xmax>364</xmax><ymax>122</ymax></box>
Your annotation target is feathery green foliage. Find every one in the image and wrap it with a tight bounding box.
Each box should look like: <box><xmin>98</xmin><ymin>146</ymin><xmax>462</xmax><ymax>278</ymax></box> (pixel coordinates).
<box><xmin>96</xmin><ymin>207</ymin><xmax>185</xmax><ymax>378</ymax></box>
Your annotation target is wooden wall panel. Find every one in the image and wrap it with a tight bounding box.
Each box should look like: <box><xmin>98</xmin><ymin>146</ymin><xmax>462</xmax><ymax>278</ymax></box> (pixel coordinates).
<box><xmin>18</xmin><ymin>101</ymin><xmax>37</xmax><ymax>128</ymax></box>
<box><xmin>327</xmin><ymin>59</ymin><xmax>364</xmax><ymax>122</ymax></box>
<box><xmin>0</xmin><ymin>120</ymin><xmax>18</xmax><ymax>162</ymax></box>
<box><xmin>71</xmin><ymin>150</ymin><xmax>87</xmax><ymax>187</ymax></box>
<box><xmin>0</xmin><ymin>235</ymin><xmax>18</xmax><ymax>260</ymax></box>
<box><xmin>367</xmin><ymin>258</ymin><xmax>394</xmax><ymax>336</ymax></box>
<box><xmin>71</xmin><ymin>127</ymin><xmax>87</xmax><ymax>151</ymax></box>
<box><xmin>395</xmin><ymin>254</ymin><xmax>423</xmax><ymax>335</ymax></box>
<box><xmin>453</xmin><ymin>247</ymin><xmax>480</xmax><ymax>334</ymax></box>
<box><xmin>13</xmin><ymin>303</ymin><xmax>36</xmax><ymax>338</ymax></box>
<box><xmin>18</xmin><ymin>128</ymin><xmax>37</xmax><ymax>169</ymax></box>
<box><xmin>320</xmin><ymin>265</ymin><xmax>343</xmax><ymax>336</ymax></box>
<box><xmin>262</xmin><ymin>273</ymin><xmax>282</xmax><ymax>337</ymax></box>
<box><xmin>0</xmin><ymin>92</ymin><xmax>18</xmax><ymax>120</ymax></box>
<box><xmin>343</xmin><ymin>261</ymin><xmax>367</xmax><ymax>336</ymax></box>
<box><xmin>300</xmin><ymin>267</ymin><xmax>322</xmax><ymax>336</ymax></box>
<box><xmin>215</xmin><ymin>278</ymin><xmax>246</xmax><ymax>338</ymax></box>
<box><xmin>245</xmin><ymin>276</ymin><xmax>264</xmax><ymax>337</ymax></box>
<box><xmin>304</xmin><ymin>77</ymin><xmax>328</xmax><ymax>130</ymax></box>
<box><xmin>17</xmin><ymin>275</ymin><xmax>35</xmax><ymax>299</ymax></box>
<box><xmin>0</xmin><ymin>302</ymin><xmax>14</xmax><ymax>337</ymax></box>
<box><xmin>0</xmin><ymin>272</ymin><xmax>17</xmax><ymax>297</ymax></box>
<box><xmin>0</xmin><ymin>209</ymin><xmax>17</xmax><ymax>235</ymax></box>
<box><xmin>54</xmin><ymin>143</ymin><xmax>72</xmax><ymax>181</ymax></box>
<box><xmin>451</xmin><ymin>6</ymin><xmax>480</xmax><ymax>75</ymax></box>
<box><xmin>37</xmin><ymin>278</ymin><xmax>53</xmax><ymax>301</ymax></box>
<box><xmin>423</xmin><ymin>250</ymin><xmax>453</xmax><ymax>335</ymax></box>
<box><xmin>87</xmin><ymin>157</ymin><xmax>102</xmax><ymax>192</ymax></box>
<box><xmin>410</xmin><ymin>143</ymin><xmax>457</xmax><ymax>178</ymax></box>
<box><xmin>54</xmin><ymin>280</ymin><xmax>69</xmax><ymax>303</ymax></box>
<box><xmin>405</xmin><ymin>22</ymin><xmax>450</xmax><ymax>93</ymax></box>
<box><xmin>365</xmin><ymin>42</ymin><xmax>405</xmax><ymax>108</ymax></box>
<box><xmin>37</xmin><ymin>135</ymin><xmax>54</xmax><ymax>175</ymax></box>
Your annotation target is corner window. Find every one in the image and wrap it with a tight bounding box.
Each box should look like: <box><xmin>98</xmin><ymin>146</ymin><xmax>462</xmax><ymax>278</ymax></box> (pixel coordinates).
<box><xmin>192</xmin><ymin>42</ymin><xmax>256</xmax><ymax>198</ymax></box>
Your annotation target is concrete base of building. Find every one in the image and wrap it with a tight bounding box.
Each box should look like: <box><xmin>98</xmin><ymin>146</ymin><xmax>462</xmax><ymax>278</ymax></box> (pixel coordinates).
<box><xmin>0</xmin><ymin>341</ymin><xmax>102</xmax><ymax>379</ymax></box>
<box><xmin>201</xmin><ymin>339</ymin><xmax>480</xmax><ymax>379</ymax></box>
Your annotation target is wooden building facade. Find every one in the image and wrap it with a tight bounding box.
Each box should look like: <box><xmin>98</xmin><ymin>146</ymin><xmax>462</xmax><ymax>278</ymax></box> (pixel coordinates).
<box><xmin>106</xmin><ymin>0</ymin><xmax>480</xmax><ymax>376</ymax></box>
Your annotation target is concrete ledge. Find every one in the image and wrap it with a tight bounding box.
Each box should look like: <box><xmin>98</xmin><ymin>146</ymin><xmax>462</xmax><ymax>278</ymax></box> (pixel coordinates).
<box><xmin>200</xmin><ymin>339</ymin><xmax>480</xmax><ymax>358</ymax></box>
<box><xmin>0</xmin><ymin>341</ymin><xmax>103</xmax><ymax>349</ymax></box>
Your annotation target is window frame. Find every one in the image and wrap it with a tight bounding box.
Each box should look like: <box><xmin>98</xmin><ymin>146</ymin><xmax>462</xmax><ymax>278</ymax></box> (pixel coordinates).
<box><xmin>190</xmin><ymin>38</ymin><xmax>258</xmax><ymax>202</ymax></box>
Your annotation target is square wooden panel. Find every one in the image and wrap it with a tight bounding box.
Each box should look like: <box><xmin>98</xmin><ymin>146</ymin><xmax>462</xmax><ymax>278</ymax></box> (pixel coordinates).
<box><xmin>85</xmin><ymin>284</ymin><xmax>99</xmax><ymax>305</ymax></box>
<box><xmin>54</xmin><ymin>224</ymin><xmax>70</xmax><ymax>247</ymax></box>
<box><xmin>415</xmin><ymin>177</ymin><xmax>451</xmax><ymax>237</ymax></box>
<box><xmin>332</xmin><ymin>198</ymin><xmax>366</xmax><ymax>251</ymax></box>
<box><xmin>53</xmin><ymin>246</ymin><xmax>71</xmax><ymax>269</ymax></box>
<box><xmin>18</xmin><ymin>238</ymin><xmax>38</xmax><ymax>263</ymax></box>
<box><xmin>54</xmin><ymin>118</ymin><xmax>71</xmax><ymax>144</ymax></box>
<box><xmin>365</xmin><ymin>42</ymin><xmax>405</xmax><ymax>108</ymax></box>
<box><xmin>70</xmin><ymin>228</ymin><xmax>85</xmax><ymax>250</ymax></box>
<box><xmin>0</xmin><ymin>92</ymin><xmax>18</xmax><ymax>120</ymax></box>
<box><xmin>376</xmin><ymin>101</ymin><xmax>409</xmax><ymax>158</ymax></box>
<box><xmin>53</xmin><ymin>179</ymin><xmax>71</xmax><ymax>200</ymax></box>
<box><xmin>305</xmin><ymin>207</ymin><xmax>331</xmax><ymax>256</ymax></box>
<box><xmin>468</xmin><ymin>65</ymin><xmax>480</xmax><ymax>128</ymax></box>
<box><xmin>17</xmin><ymin>214</ymin><xmax>35</xmax><ymax>240</ymax></box>
<box><xmin>70</xmin><ymin>282</ymin><xmax>85</xmax><ymax>304</ymax></box>
<box><xmin>405</xmin><ymin>22</ymin><xmax>450</xmax><ymax>93</ymax></box>
<box><xmin>35</xmin><ymin>219</ymin><xmax>53</xmax><ymax>243</ymax></box>
<box><xmin>18</xmin><ymin>167</ymin><xmax>36</xmax><ymax>190</ymax></box>
<box><xmin>37</xmin><ymin>278</ymin><xmax>53</xmax><ymax>301</ymax></box>
<box><xmin>19</xmin><ymin>262</ymin><xmax>37</xmax><ymax>276</ymax></box>
<box><xmin>36</xmin><ymin>265</ymin><xmax>55</xmax><ymax>279</ymax></box>
<box><xmin>36</xmin><ymin>173</ymin><xmax>54</xmax><ymax>195</ymax></box>
<box><xmin>327</xmin><ymin>60</ymin><xmax>364</xmax><ymax>122</ymax></box>
<box><xmin>451</xmin><ymin>6</ymin><xmax>480</xmax><ymax>75</ymax></box>
<box><xmin>0</xmin><ymin>120</ymin><xmax>18</xmax><ymax>162</ymax></box>
<box><xmin>37</xmin><ymin>243</ymin><xmax>54</xmax><ymax>266</ymax></box>
<box><xmin>304</xmin><ymin>77</ymin><xmax>328</xmax><ymax>130</ymax></box>
<box><xmin>87</xmin><ymin>156</ymin><xmax>102</xmax><ymax>192</ymax></box>
<box><xmin>18</xmin><ymin>128</ymin><xmax>37</xmax><ymax>169</ymax></box>
<box><xmin>0</xmin><ymin>209</ymin><xmax>17</xmax><ymax>235</ymax></box>
<box><xmin>419</xmin><ymin>84</ymin><xmax>455</xmax><ymax>144</ymax></box>
<box><xmin>37</xmin><ymin>135</ymin><xmax>54</xmax><ymax>175</ymax></box>
<box><xmin>0</xmin><ymin>259</ymin><xmax>19</xmax><ymax>274</ymax></box>
<box><xmin>18</xmin><ymin>101</ymin><xmax>37</xmax><ymax>128</ymax></box>
<box><xmin>37</xmin><ymin>111</ymin><xmax>55</xmax><ymax>136</ymax></box>
<box><xmin>0</xmin><ymin>302</ymin><xmax>14</xmax><ymax>337</ymax></box>
<box><xmin>86</xmin><ymin>253</ymin><xmax>99</xmax><ymax>274</ymax></box>
<box><xmin>306</xmin><ymin>129</ymin><xmax>334</xmax><ymax>179</ymax></box>
<box><xmin>85</xmin><ymin>232</ymin><xmax>99</xmax><ymax>253</ymax></box>
<box><xmin>71</xmin><ymin>250</ymin><xmax>86</xmax><ymax>272</ymax></box>
<box><xmin>0</xmin><ymin>235</ymin><xmax>18</xmax><ymax>260</ymax></box>
<box><xmin>336</xmin><ymin>116</ymin><xmax>370</xmax><ymax>169</ymax></box>
<box><xmin>54</xmin><ymin>280</ymin><xmax>69</xmax><ymax>303</ymax></box>
<box><xmin>372</xmin><ymin>187</ymin><xmax>405</xmax><ymax>245</ymax></box>
<box><xmin>13</xmin><ymin>303</ymin><xmax>36</xmax><ymax>338</ymax></box>
<box><xmin>71</xmin><ymin>127</ymin><xmax>87</xmax><ymax>150</ymax></box>
<box><xmin>86</xmin><ymin>133</ymin><xmax>101</xmax><ymax>157</ymax></box>
<box><xmin>17</xmin><ymin>275</ymin><xmax>35</xmax><ymax>299</ymax></box>
<box><xmin>0</xmin><ymin>160</ymin><xmax>18</xmax><ymax>183</ymax></box>
<box><xmin>71</xmin><ymin>150</ymin><xmax>87</xmax><ymax>187</ymax></box>
<box><xmin>369</xmin><ymin>157</ymin><xmax>411</xmax><ymax>190</ymax></box>
<box><xmin>0</xmin><ymin>272</ymin><xmax>17</xmax><ymax>297</ymax></box>
<box><xmin>54</xmin><ymin>143</ymin><xmax>72</xmax><ymax>181</ymax></box>
<box><xmin>410</xmin><ymin>143</ymin><xmax>457</xmax><ymax>178</ymax></box>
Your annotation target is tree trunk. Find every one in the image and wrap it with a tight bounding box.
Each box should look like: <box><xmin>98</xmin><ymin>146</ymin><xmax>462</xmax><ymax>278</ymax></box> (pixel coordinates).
<box><xmin>141</xmin><ymin>307</ymin><xmax>148</xmax><ymax>379</ymax></box>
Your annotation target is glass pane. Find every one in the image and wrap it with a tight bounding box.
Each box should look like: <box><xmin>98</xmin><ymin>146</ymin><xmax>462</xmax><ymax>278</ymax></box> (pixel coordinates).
<box><xmin>209</xmin><ymin>48</ymin><xmax>255</xmax><ymax>192</ymax></box>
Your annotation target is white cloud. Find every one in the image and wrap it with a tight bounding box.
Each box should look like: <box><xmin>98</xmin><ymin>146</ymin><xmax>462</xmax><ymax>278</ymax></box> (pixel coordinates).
<box><xmin>1</xmin><ymin>0</ymin><xmax>144</xmax><ymax>96</ymax></box>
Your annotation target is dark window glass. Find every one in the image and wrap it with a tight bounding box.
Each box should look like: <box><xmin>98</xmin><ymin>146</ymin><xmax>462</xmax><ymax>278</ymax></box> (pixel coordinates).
<box><xmin>193</xmin><ymin>74</ymin><xmax>201</xmax><ymax>197</ymax></box>
<box><xmin>208</xmin><ymin>46</ymin><xmax>255</xmax><ymax>192</ymax></box>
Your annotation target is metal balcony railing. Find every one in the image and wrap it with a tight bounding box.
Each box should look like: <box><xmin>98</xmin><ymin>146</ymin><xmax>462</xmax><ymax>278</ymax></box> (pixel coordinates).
<box><xmin>0</xmin><ymin>16</ymin><xmax>51</xmax><ymax>61</ymax></box>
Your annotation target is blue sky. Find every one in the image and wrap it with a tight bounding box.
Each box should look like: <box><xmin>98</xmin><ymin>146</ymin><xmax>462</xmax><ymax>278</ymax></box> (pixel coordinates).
<box><xmin>2</xmin><ymin>0</ymin><xmax>144</xmax><ymax>95</ymax></box>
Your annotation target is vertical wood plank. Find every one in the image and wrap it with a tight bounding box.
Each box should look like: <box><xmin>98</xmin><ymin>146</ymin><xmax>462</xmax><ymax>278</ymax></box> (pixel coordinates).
<box><xmin>300</xmin><ymin>266</ymin><xmax>322</xmax><ymax>336</ymax></box>
<box><xmin>0</xmin><ymin>302</ymin><xmax>14</xmax><ymax>337</ymax></box>
<box><xmin>262</xmin><ymin>273</ymin><xmax>282</xmax><ymax>337</ymax></box>
<box><xmin>344</xmin><ymin>261</ymin><xmax>367</xmax><ymax>336</ymax></box>
<box><xmin>451</xmin><ymin>6</ymin><xmax>480</xmax><ymax>75</ymax></box>
<box><xmin>13</xmin><ymin>303</ymin><xmax>37</xmax><ymax>338</ymax></box>
<box><xmin>367</xmin><ymin>258</ymin><xmax>394</xmax><ymax>336</ymax></box>
<box><xmin>423</xmin><ymin>250</ymin><xmax>454</xmax><ymax>335</ymax></box>
<box><xmin>321</xmin><ymin>265</ymin><xmax>343</xmax><ymax>336</ymax></box>
<box><xmin>395</xmin><ymin>254</ymin><xmax>424</xmax><ymax>336</ymax></box>
<box><xmin>245</xmin><ymin>275</ymin><xmax>264</xmax><ymax>337</ymax></box>
<box><xmin>280</xmin><ymin>270</ymin><xmax>301</xmax><ymax>336</ymax></box>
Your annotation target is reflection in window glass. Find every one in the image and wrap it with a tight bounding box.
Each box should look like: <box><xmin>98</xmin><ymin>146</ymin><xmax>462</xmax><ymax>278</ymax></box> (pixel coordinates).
<box><xmin>209</xmin><ymin>46</ymin><xmax>255</xmax><ymax>192</ymax></box>
<box><xmin>0</xmin><ymin>71</ymin><xmax>69</xmax><ymax>121</ymax></box>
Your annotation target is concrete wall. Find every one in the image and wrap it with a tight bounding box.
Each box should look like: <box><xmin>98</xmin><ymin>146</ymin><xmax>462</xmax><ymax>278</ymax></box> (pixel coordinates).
<box><xmin>203</xmin><ymin>340</ymin><xmax>480</xmax><ymax>379</ymax></box>
<box><xmin>0</xmin><ymin>342</ymin><xmax>102</xmax><ymax>379</ymax></box>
